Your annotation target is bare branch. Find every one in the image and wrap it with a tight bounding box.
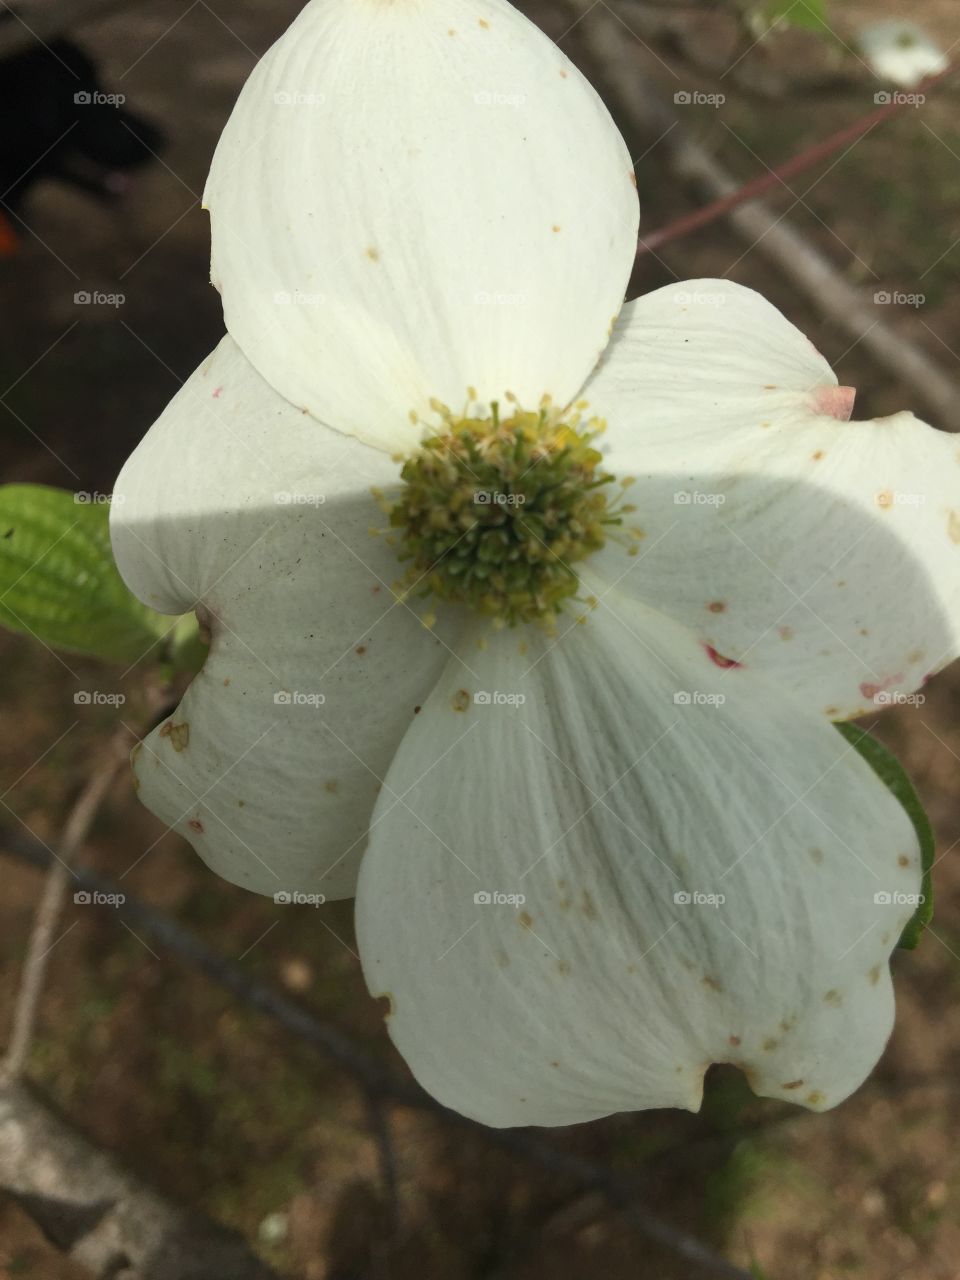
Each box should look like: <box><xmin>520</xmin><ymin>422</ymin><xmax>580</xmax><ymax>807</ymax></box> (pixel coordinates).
<box><xmin>1</xmin><ymin>730</ymin><xmax>129</xmax><ymax>1085</ymax></box>
<box><xmin>0</xmin><ymin>1080</ymin><xmax>280</xmax><ymax>1279</ymax></box>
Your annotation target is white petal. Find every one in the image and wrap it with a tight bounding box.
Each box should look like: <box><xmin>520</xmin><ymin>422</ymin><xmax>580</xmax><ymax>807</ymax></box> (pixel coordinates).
<box><xmin>356</xmin><ymin>588</ymin><xmax>920</xmax><ymax>1127</ymax></box>
<box><xmin>112</xmin><ymin>337</ymin><xmax>459</xmax><ymax>898</ymax></box>
<box><xmin>858</xmin><ymin>21</ymin><xmax>948</xmax><ymax>88</ymax></box>
<box><xmin>582</xmin><ymin>280</ymin><xmax>960</xmax><ymax>719</ymax></box>
<box><xmin>203</xmin><ymin>0</ymin><xmax>638</xmax><ymax>453</ymax></box>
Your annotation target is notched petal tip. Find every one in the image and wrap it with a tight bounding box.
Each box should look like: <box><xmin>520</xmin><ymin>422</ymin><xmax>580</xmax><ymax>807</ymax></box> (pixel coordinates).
<box><xmin>813</xmin><ymin>384</ymin><xmax>856</xmax><ymax>421</ymax></box>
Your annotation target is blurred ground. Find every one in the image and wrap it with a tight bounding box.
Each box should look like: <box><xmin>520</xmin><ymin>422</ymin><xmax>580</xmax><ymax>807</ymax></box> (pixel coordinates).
<box><xmin>2</xmin><ymin>1</ymin><xmax>960</xmax><ymax>1277</ymax></box>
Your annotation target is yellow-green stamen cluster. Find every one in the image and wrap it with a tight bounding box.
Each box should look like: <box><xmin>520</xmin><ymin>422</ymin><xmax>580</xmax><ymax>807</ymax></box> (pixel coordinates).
<box><xmin>388</xmin><ymin>396</ymin><xmax>629</xmax><ymax>628</ymax></box>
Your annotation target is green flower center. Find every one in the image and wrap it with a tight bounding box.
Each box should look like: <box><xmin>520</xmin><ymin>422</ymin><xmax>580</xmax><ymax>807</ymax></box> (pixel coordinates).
<box><xmin>386</xmin><ymin>396</ymin><xmax>635</xmax><ymax>628</ymax></box>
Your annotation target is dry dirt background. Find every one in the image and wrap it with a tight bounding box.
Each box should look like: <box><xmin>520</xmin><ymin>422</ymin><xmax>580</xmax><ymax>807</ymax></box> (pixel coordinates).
<box><xmin>2</xmin><ymin>1</ymin><xmax>960</xmax><ymax>1278</ymax></box>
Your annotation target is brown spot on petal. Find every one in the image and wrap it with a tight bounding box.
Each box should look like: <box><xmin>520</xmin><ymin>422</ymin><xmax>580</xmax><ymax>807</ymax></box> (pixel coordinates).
<box><xmin>365</xmin><ymin>246</ymin><xmax>380</xmax><ymax>262</ymax></box>
<box><xmin>948</xmin><ymin>511</ymin><xmax>960</xmax><ymax>544</ymax></box>
<box><xmin>823</xmin><ymin>989</ymin><xmax>842</xmax><ymax>1006</ymax></box>
<box><xmin>810</xmin><ymin>848</ymin><xmax>824</xmax><ymax>865</ymax></box>
<box><xmin>763</xmin><ymin>1037</ymin><xmax>778</xmax><ymax>1051</ymax></box>
<box><xmin>702</xmin><ymin>975</ymin><xmax>722</xmax><ymax>993</ymax></box>
<box><xmin>188</xmin><ymin>818</ymin><xmax>204</xmax><ymax>834</ymax></box>
<box><xmin>812</xmin><ymin>450</ymin><xmax>825</xmax><ymax>461</ymax></box>
<box><xmin>552</xmin><ymin>224</ymin><xmax>562</xmax><ymax>233</ymax></box>
<box><xmin>728</xmin><ymin>1034</ymin><xmax>741</xmax><ymax>1047</ymax></box>
<box><xmin>159</xmin><ymin>721</ymin><xmax>190</xmax><ymax>752</ymax></box>
<box><xmin>519</xmin><ymin>911</ymin><xmax>533</xmax><ymax>929</ymax></box>
<box><xmin>869</xmin><ymin>964</ymin><xmax>882</xmax><ymax>985</ymax></box>
<box><xmin>376</xmin><ymin>993</ymin><xmax>395</xmax><ymax>1019</ymax></box>
<box><xmin>707</xmin><ymin>601</ymin><xmax>726</xmax><ymax>614</ymax></box>
<box><xmin>452</xmin><ymin>689</ymin><xmax>470</xmax><ymax>712</ymax></box>
<box><xmin>325</xmin><ymin>780</ymin><xmax>338</xmax><ymax>794</ymax></box>
<box><xmin>807</xmin><ymin>1090</ymin><xmax>826</xmax><ymax>1106</ymax></box>
<box><xmin>355</xmin><ymin>645</ymin><xmax>367</xmax><ymax>656</ymax></box>
<box><xmin>580</xmin><ymin>889</ymin><xmax>598</xmax><ymax>920</ymax></box>
<box><xmin>478</xmin><ymin>16</ymin><xmax>490</xmax><ymax>27</ymax></box>
<box><xmin>782</xmin><ymin>1079</ymin><xmax>804</xmax><ymax>1090</ymax></box>
<box><xmin>898</xmin><ymin>854</ymin><xmax>911</xmax><ymax>867</ymax></box>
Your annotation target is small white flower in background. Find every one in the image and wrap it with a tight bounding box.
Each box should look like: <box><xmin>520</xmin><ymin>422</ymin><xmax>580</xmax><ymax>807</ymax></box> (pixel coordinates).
<box><xmin>112</xmin><ymin>0</ymin><xmax>959</xmax><ymax>1128</ymax></box>
<box><xmin>858</xmin><ymin>20</ymin><xmax>948</xmax><ymax>88</ymax></box>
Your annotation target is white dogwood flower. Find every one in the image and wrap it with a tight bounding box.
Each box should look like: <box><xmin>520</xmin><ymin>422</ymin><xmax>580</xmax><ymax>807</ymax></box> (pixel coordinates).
<box><xmin>112</xmin><ymin>0</ymin><xmax>960</xmax><ymax>1128</ymax></box>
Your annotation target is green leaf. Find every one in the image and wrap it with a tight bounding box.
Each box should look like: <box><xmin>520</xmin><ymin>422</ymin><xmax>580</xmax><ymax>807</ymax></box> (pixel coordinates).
<box><xmin>836</xmin><ymin>722</ymin><xmax>934</xmax><ymax>949</ymax></box>
<box><xmin>757</xmin><ymin>0</ymin><xmax>830</xmax><ymax>35</ymax></box>
<box><xmin>0</xmin><ymin>484</ymin><xmax>173</xmax><ymax>664</ymax></box>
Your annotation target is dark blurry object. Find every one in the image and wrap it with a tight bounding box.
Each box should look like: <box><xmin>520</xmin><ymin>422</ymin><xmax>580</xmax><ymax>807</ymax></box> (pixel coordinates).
<box><xmin>0</xmin><ymin>17</ymin><xmax>165</xmax><ymax>251</ymax></box>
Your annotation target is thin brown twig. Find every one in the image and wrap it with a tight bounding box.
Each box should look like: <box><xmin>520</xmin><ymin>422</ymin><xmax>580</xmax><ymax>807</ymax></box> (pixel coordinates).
<box><xmin>0</xmin><ymin>728</ymin><xmax>129</xmax><ymax>1084</ymax></box>
<box><xmin>638</xmin><ymin>65</ymin><xmax>955</xmax><ymax>255</ymax></box>
<box><xmin>365</xmin><ymin>1087</ymin><xmax>402</xmax><ymax>1236</ymax></box>
<box><xmin>568</xmin><ymin>0</ymin><xmax>960</xmax><ymax>430</ymax></box>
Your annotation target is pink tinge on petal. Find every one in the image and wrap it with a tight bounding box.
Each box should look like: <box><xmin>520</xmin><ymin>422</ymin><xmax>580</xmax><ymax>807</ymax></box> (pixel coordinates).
<box><xmin>859</xmin><ymin>675</ymin><xmax>904</xmax><ymax>703</ymax></box>
<box><xmin>813</xmin><ymin>385</ymin><xmax>856</xmax><ymax>421</ymax></box>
